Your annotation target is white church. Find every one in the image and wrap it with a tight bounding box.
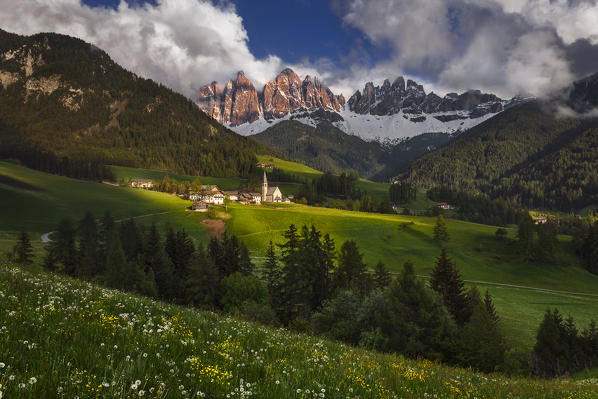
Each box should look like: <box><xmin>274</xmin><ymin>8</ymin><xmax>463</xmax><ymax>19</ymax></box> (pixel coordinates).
<box><xmin>262</xmin><ymin>171</ymin><xmax>282</xmax><ymax>203</ymax></box>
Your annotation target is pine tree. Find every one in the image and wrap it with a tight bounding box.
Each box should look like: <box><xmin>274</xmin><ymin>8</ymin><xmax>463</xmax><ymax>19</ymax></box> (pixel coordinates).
<box><xmin>334</xmin><ymin>240</ymin><xmax>371</xmax><ymax>295</ymax></box>
<box><xmin>518</xmin><ymin>214</ymin><xmax>536</xmax><ymax>262</ymax></box>
<box><xmin>531</xmin><ymin>309</ymin><xmax>567</xmax><ymax>377</ymax></box>
<box><xmin>104</xmin><ymin>230</ymin><xmax>127</xmax><ymax>290</ymax></box>
<box><xmin>144</xmin><ymin>224</ymin><xmax>175</xmax><ymax>300</ymax></box>
<box><xmin>53</xmin><ymin>218</ymin><xmax>78</xmax><ymax>275</ymax></box>
<box><xmin>484</xmin><ymin>290</ymin><xmax>499</xmax><ymax>323</ymax></box>
<box><xmin>373</xmin><ymin>261</ymin><xmax>392</xmax><ymax>289</ymax></box>
<box><xmin>456</xmin><ymin>287</ymin><xmax>506</xmax><ymax>372</ymax></box>
<box><xmin>77</xmin><ymin>211</ymin><xmax>99</xmax><ymax>278</ymax></box>
<box><xmin>120</xmin><ymin>218</ymin><xmax>143</xmax><ymax>262</ymax></box>
<box><xmin>433</xmin><ymin>214</ymin><xmax>449</xmax><ymax>245</ymax></box>
<box><xmin>13</xmin><ymin>230</ymin><xmax>33</xmax><ymax>265</ymax></box>
<box><xmin>430</xmin><ymin>248</ymin><xmax>472</xmax><ymax>326</ymax></box>
<box><xmin>537</xmin><ymin>221</ymin><xmax>558</xmax><ymax>262</ymax></box>
<box><xmin>262</xmin><ymin>241</ymin><xmax>280</xmax><ymax>303</ymax></box>
<box><xmin>185</xmin><ymin>245</ymin><xmax>220</xmax><ymax>307</ymax></box>
<box><xmin>98</xmin><ymin>210</ymin><xmax>115</xmax><ymax>275</ymax></box>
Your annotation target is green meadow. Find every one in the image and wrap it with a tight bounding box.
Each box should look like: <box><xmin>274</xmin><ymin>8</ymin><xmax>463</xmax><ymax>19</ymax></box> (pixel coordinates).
<box><xmin>2</xmin><ymin>161</ymin><xmax>598</xmax><ymax>349</ymax></box>
<box><xmin>2</xmin><ymin>262</ymin><xmax>596</xmax><ymax>398</ymax></box>
<box><xmin>224</xmin><ymin>203</ymin><xmax>598</xmax><ymax>348</ymax></box>
<box><xmin>0</xmin><ymin>161</ymin><xmax>211</xmax><ymax>257</ymax></box>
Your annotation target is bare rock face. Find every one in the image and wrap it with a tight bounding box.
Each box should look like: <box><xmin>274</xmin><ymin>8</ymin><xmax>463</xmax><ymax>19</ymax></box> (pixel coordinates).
<box><xmin>197</xmin><ymin>68</ymin><xmax>343</xmax><ymax>126</ymax></box>
<box><xmin>197</xmin><ymin>81</ymin><xmax>222</xmax><ymax>121</ymax></box>
<box><xmin>230</xmin><ymin>71</ymin><xmax>261</xmax><ymax>126</ymax></box>
<box><xmin>349</xmin><ymin>75</ymin><xmax>506</xmax><ymax>119</ymax></box>
<box><xmin>263</xmin><ymin>68</ymin><xmax>303</xmax><ymax>119</ymax></box>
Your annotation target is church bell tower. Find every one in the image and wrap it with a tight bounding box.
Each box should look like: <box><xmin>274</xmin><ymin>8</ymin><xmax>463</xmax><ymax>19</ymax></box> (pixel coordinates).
<box><xmin>262</xmin><ymin>170</ymin><xmax>268</xmax><ymax>202</ymax></box>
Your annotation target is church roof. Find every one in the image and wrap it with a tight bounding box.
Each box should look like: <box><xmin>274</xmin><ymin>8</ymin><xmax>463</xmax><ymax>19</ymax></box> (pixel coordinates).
<box><xmin>266</xmin><ymin>187</ymin><xmax>280</xmax><ymax>195</ymax></box>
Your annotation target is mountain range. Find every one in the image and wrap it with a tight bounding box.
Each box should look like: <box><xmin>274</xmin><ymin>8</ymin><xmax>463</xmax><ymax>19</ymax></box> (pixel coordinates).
<box><xmin>197</xmin><ymin>68</ymin><xmax>524</xmax><ymax>141</ymax></box>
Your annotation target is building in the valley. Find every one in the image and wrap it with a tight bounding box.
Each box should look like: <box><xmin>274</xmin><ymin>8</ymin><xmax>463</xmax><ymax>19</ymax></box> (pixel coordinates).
<box><xmin>261</xmin><ymin>171</ymin><xmax>282</xmax><ymax>203</ymax></box>
<box><xmin>223</xmin><ymin>191</ymin><xmax>239</xmax><ymax>201</ymax></box>
<box><xmin>201</xmin><ymin>190</ymin><xmax>224</xmax><ymax>205</ymax></box>
<box><xmin>192</xmin><ymin>201</ymin><xmax>208</xmax><ymax>212</ymax></box>
<box><xmin>437</xmin><ymin>202</ymin><xmax>451</xmax><ymax>210</ymax></box>
<box><xmin>534</xmin><ymin>215</ymin><xmax>549</xmax><ymax>224</ymax></box>
<box><xmin>130</xmin><ymin>179</ymin><xmax>154</xmax><ymax>189</ymax></box>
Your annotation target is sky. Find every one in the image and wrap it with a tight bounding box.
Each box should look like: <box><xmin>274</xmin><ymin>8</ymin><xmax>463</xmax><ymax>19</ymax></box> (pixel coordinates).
<box><xmin>1</xmin><ymin>0</ymin><xmax>598</xmax><ymax>99</ymax></box>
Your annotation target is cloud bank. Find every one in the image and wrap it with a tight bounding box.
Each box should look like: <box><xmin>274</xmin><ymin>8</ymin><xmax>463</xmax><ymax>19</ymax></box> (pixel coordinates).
<box><xmin>1</xmin><ymin>0</ymin><xmax>598</xmax><ymax>99</ymax></box>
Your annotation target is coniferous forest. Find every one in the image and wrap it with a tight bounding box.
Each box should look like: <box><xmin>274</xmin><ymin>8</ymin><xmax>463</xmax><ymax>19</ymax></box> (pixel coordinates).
<box><xmin>0</xmin><ymin>29</ymin><xmax>272</xmax><ymax>178</ymax></box>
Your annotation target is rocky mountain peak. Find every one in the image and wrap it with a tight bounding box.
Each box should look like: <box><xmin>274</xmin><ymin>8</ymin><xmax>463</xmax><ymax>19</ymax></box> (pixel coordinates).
<box><xmin>198</xmin><ymin>69</ymin><xmax>343</xmax><ymax>126</ymax></box>
<box><xmin>349</xmin><ymin>76</ymin><xmax>507</xmax><ymax>119</ymax></box>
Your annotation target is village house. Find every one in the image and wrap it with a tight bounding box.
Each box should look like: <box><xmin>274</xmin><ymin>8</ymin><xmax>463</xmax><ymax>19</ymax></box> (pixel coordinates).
<box><xmin>223</xmin><ymin>191</ymin><xmax>239</xmax><ymax>201</ymax></box>
<box><xmin>256</xmin><ymin>162</ymin><xmax>275</xmax><ymax>170</ymax></box>
<box><xmin>191</xmin><ymin>201</ymin><xmax>208</xmax><ymax>212</ymax></box>
<box><xmin>262</xmin><ymin>171</ymin><xmax>282</xmax><ymax>203</ymax></box>
<box><xmin>201</xmin><ymin>190</ymin><xmax>225</xmax><ymax>205</ymax></box>
<box><xmin>437</xmin><ymin>202</ymin><xmax>451</xmax><ymax>210</ymax></box>
<box><xmin>130</xmin><ymin>179</ymin><xmax>153</xmax><ymax>189</ymax></box>
<box><xmin>534</xmin><ymin>215</ymin><xmax>549</xmax><ymax>224</ymax></box>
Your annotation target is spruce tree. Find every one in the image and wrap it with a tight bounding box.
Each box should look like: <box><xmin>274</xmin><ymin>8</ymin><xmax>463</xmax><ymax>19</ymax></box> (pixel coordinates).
<box><xmin>518</xmin><ymin>214</ymin><xmax>536</xmax><ymax>262</ymax></box>
<box><xmin>531</xmin><ymin>309</ymin><xmax>567</xmax><ymax>377</ymax></box>
<box><xmin>77</xmin><ymin>211</ymin><xmax>99</xmax><ymax>278</ymax></box>
<box><xmin>484</xmin><ymin>289</ymin><xmax>499</xmax><ymax>323</ymax></box>
<box><xmin>144</xmin><ymin>224</ymin><xmax>175</xmax><ymax>300</ymax></box>
<box><xmin>104</xmin><ymin>230</ymin><xmax>127</xmax><ymax>290</ymax></box>
<box><xmin>53</xmin><ymin>218</ymin><xmax>78</xmax><ymax>275</ymax></box>
<box><xmin>120</xmin><ymin>218</ymin><xmax>143</xmax><ymax>261</ymax></box>
<box><xmin>433</xmin><ymin>214</ymin><xmax>449</xmax><ymax>245</ymax></box>
<box><xmin>263</xmin><ymin>241</ymin><xmax>281</xmax><ymax>299</ymax></box>
<box><xmin>334</xmin><ymin>240</ymin><xmax>371</xmax><ymax>295</ymax></box>
<box><xmin>98</xmin><ymin>210</ymin><xmax>115</xmax><ymax>275</ymax></box>
<box><xmin>537</xmin><ymin>221</ymin><xmax>558</xmax><ymax>262</ymax></box>
<box><xmin>373</xmin><ymin>261</ymin><xmax>392</xmax><ymax>289</ymax></box>
<box><xmin>456</xmin><ymin>287</ymin><xmax>506</xmax><ymax>372</ymax></box>
<box><xmin>13</xmin><ymin>230</ymin><xmax>33</xmax><ymax>265</ymax></box>
<box><xmin>430</xmin><ymin>248</ymin><xmax>472</xmax><ymax>326</ymax></box>
<box><xmin>185</xmin><ymin>245</ymin><xmax>220</xmax><ymax>307</ymax></box>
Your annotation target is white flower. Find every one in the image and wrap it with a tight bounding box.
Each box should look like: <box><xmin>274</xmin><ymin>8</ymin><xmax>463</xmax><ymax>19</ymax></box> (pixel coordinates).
<box><xmin>138</xmin><ymin>390</ymin><xmax>145</xmax><ymax>397</ymax></box>
<box><xmin>275</xmin><ymin>380</ymin><xmax>280</xmax><ymax>385</ymax></box>
<box><xmin>29</xmin><ymin>377</ymin><xmax>37</xmax><ymax>384</ymax></box>
<box><xmin>0</xmin><ymin>363</ymin><xmax>5</xmax><ymax>368</ymax></box>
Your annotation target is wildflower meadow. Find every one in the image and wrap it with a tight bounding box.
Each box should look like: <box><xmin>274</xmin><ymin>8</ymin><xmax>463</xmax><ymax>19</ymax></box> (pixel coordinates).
<box><xmin>0</xmin><ymin>261</ymin><xmax>596</xmax><ymax>398</ymax></box>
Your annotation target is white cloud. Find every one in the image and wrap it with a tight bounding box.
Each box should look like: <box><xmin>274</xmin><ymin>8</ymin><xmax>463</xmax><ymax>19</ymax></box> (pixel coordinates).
<box><xmin>0</xmin><ymin>0</ymin><xmax>287</xmax><ymax>97</ymax></box>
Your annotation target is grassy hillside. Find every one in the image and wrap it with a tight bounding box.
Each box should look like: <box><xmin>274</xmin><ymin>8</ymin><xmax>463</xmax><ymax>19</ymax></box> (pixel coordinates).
<box><xmin>0</xmin><ymin>161</ymin><xmax>212</xmax><ymax>258</ymax></box>
<box><xmin>1</xmin><ymin>262</ymin><xmax>596</xmax><ymax>398</ymax></box>
<box><xmin>224</xmin><ymin>203</ymin><xmax>598</xmax><ymax>347</ymax></box>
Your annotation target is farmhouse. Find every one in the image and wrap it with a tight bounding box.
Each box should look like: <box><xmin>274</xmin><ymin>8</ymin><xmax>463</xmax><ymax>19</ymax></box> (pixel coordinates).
<box><xmin>130</xmin><ymin>179</ymin><xmax>153</xmax><ymax>189</ymax></box>
<box><xmin>437</xmin><ymin>202</ymin><xmax>451</xmax><ymax>210</ymax></box>
<box><xmin>192</xmin><ymin>201</ymin><xmax>208</xmax><ymax>212</ymax></box>
<box><xmin>262</xmin><ymin>171</ymin><xmax>282</xmax><ymax>203</ymax></box>
<box><xmin>223</xmin><ymin>191</ymin><xmax>239</xmax><ymax>201</ymax></box>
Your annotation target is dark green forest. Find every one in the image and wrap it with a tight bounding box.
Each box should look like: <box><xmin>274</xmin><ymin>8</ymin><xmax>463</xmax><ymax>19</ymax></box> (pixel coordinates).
<box><xmin>0</xmin><ymin>29</ymin><xmax>272</xmax><ymax>178</ymax></box>
<box><xmin>395</xmin><ymin>99</ymin><xmax>598</xmax><ymax>211</ymax></box>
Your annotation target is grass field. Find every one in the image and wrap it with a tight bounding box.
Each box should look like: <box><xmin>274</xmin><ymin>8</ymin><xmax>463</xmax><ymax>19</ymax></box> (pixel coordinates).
<box><xmin>224</xmin><ymin>203</ymin><xmax>598</xmax><ymax>348</ymax></box>
<box><xmin>2</xmin><ymin>162</ymin><xmax>598</xmax><ymax>349</ymax></box>
<box><xmin>0</xmin><ymin>161</ymin><xmax>213</xmax><ymax>258</ymax></box>
<box><xmin>1</xmin><ymin>262</ymin><xmax>596</xmax><ymax>398</ymax></box>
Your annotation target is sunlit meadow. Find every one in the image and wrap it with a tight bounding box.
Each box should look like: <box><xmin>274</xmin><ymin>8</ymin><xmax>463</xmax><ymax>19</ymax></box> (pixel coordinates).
<box><xmin>0</xmin><ymin>261</ymin><xmax>596</xmax><ymax>398</ymax></box>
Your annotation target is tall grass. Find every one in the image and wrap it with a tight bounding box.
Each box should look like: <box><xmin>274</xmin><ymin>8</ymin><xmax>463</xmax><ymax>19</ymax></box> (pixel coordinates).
<box><xmin>0</xmin><ymin>261</ymin><xmax>596</xmax><ymax>398</ymax></box>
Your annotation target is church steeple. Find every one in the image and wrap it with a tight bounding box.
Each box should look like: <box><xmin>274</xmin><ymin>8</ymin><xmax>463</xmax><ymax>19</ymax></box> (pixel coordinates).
<box><xmin>262</xmin><ymin>170</ymin><xmax>268</xmax><ymax>202</ymax></box>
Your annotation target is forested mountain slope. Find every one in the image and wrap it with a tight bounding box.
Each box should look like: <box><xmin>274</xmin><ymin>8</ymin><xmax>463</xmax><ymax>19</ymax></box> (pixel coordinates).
<box><xmin>395</xmin><ymin>87</ymin><xmax>598</xmax><ymax>210</ymax></box>
<box><xmin>0</xmin><ymin>29</ymin><xmax>271</xmax><ymax>177</ymax></box>
<box><xmin>253</xmin><ymin>120</ymin><xmax>451</xmax><ymax>180</ymax></box>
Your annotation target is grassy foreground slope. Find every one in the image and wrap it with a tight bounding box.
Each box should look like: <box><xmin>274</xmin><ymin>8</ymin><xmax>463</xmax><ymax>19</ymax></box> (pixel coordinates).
<box><xmin>1</xmin><ymin>262</ymin><xmax>596</xmax><ymax>399</ymax></box>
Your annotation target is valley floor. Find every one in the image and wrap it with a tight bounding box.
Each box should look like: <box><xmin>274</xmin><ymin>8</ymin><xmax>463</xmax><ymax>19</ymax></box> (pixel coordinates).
<box><xmin>2</xmin><ymin>161</ymin><xmax>598</xmax><ymax>349</ymax></box>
